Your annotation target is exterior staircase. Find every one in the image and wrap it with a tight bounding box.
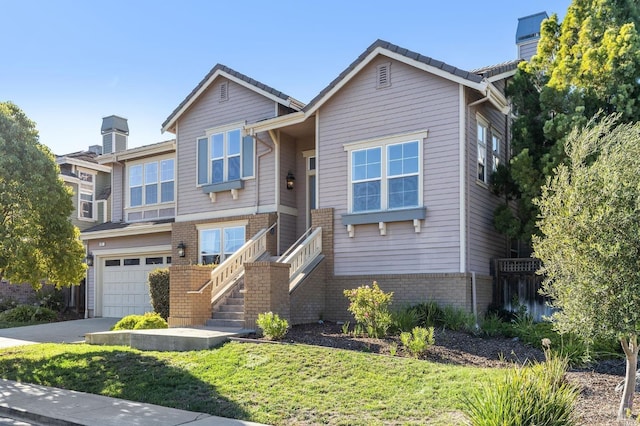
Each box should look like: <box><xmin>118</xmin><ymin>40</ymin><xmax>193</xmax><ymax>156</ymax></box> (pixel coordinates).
<box><xmin>206</xmin><ymin>276</ymin><xmax>245</xmax><ymax>328</ymax></box>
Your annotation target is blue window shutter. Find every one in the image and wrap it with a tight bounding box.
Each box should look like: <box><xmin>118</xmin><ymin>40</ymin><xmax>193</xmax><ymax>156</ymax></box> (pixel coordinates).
<box><xmin>241</xmin><ymin>135</ymin><xmax>255</xmax><ymax>178</ymax></box>
<box><xmin>197</xmin><ymin>137</ymin><xmax>208</xmax><ymax>185</ymax></box>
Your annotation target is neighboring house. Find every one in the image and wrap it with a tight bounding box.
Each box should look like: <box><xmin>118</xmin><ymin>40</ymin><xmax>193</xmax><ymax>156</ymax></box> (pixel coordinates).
<box><xmin>81</xmin><ymin>116</ymin><xmax>176</xmax><ymax>318</ymax></box>
<box><xmin>79</xmin><ymin>16</ymin><xmax>547</xmax><ymax>325</ymax></box>
<box><xmin>0</xmin><ymin>142</ymin><xmax>113</xmax><ymax>311</ymax></box>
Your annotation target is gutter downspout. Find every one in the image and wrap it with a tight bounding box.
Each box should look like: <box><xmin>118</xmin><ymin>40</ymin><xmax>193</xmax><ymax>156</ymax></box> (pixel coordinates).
<box><xmin>471</xmin><ymin>271</ymin><xmax>478</xmax><ymax>328</ymax></box>
<box><xmin>268</xmin><ymin>129</ymin><xmax>281</xmax><ymax>255</ymax></box>
<box><xmin>459</xmin><ymin>85</ymin><xmax>467</xmax><ymax>274</ymax></box>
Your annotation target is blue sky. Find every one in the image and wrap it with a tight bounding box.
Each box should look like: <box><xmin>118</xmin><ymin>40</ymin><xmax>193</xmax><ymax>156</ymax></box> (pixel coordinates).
<box><xmin>1</xmin><ymin>0</ymin><xmax>571</xmax><ymax>155</ymax></box>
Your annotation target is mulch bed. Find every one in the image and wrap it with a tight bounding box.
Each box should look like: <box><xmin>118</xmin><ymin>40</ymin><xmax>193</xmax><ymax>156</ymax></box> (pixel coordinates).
<box><xmin>248</xmin><ymin>321</ymin><xmax>637</xmax><ymax>425</ymax></box>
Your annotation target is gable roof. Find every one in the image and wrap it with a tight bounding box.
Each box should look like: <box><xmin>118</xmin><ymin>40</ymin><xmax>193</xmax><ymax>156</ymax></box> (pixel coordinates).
<box><xmin>471</xmin><ymin>59</ymin><xmax>521</xmax><ymax>81</ymax></box>
<box><xmin>302</xmin><ymin>39</ymin><xmax>508</xmax><ymax>117</ymax></box>
<box><xmin>162</xmin><ymin>64</ymin><xmax>304</xmax><ymax>134</ymax></box>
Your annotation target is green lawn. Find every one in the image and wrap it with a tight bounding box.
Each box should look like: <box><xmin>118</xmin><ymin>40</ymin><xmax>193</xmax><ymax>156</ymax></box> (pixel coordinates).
<box><xmin>0</xmin><ymin>342</ymin><xmax>504</xmax><ymax>425</ymax></box>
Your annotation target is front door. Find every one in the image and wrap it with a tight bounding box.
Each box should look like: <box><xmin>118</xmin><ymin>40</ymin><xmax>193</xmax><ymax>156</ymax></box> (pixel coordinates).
<box><xmin>305</xmin><ymin>151</ymin><xmax>316</xmax><ymax>229</ymax></box>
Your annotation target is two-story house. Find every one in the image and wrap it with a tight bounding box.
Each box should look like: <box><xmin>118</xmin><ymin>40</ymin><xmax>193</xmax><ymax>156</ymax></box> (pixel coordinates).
<box><xmin>77</xmin><ymin>38</ymin><xmax>525</xmax><ymax>328</ymax></box>
<box><xmin>79</xmin><ymin>12</ymin><xmax>552</xmax><ymax>325</ymax></box>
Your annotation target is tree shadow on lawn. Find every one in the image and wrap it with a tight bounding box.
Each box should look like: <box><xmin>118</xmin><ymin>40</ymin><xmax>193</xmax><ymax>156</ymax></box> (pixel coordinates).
<box><xmin>0</xmin><ymin>346</ymin><xmax>247</xmax><ymax>420</ymax></box>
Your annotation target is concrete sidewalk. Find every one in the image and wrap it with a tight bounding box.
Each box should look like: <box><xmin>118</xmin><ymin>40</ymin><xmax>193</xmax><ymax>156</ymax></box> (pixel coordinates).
<box><xmin>0</xmin><ymin>379</ymin><xmax>267</xmax><ymax>426</ymax></box>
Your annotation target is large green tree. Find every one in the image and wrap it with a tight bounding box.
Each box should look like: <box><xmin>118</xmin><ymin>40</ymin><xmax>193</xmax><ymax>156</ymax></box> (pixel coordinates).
<box><xmin>0</xmin><ymin>102</ymin><xmax>85</xmax><ymax>288</ymax></box>
<box><xmin>534</xmin><ymin>116</ymin><xmax>640</xmax><ymax>420</ymax></box>
<box><xmin>494</xmin><ymin>0</ymin><xmax>640</xmax><ymax>242</ymax></box>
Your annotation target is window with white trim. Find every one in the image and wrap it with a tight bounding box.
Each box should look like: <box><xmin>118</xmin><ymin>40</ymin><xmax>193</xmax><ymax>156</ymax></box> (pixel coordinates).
<box><xmin>477</xmin><ymin>118</ymin><xmax>488</xmax><ymax>183</ymax></box>
<box><xmin>199</xmin><ymin>225</ymin><xmax>245</xmax><ymax>265</ymax></box>
<box><xmin>79</xmin><ymin>192</ymin><xmax>93</xmax><ymax>219</ymax></box>
<box><xmin>492</xmin><ymin>134</ymin><xmax>501</xmax><ymax>172</ymax></box>
<box><xmin>347</xmin><ymin>134</ymin><xmax>423</xmax><ymax>213</ymax></box>
<box><xmin>197</xmin><ymin>125</ymin><xmax>254</xmax><ymax>186</ymax></box>
<box><xmin>128</xmin><ymin>158</ymin><xmax>175</xmax><ymax>207</ymax></box>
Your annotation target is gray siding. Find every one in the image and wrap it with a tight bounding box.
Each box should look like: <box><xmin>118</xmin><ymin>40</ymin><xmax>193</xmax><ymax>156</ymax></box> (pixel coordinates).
<box><xmin>279</xmin><ymin>213</ymin><xmax>297</xmax><ymax>256</ymax></box>
<box><xmin>176</xmin><ymin>77</ymin><xmax>278</xmax><ymax>217</ymax></box>
<box><xmin>317</xmin><ymin>57</ymin><xmax>461</xmax><ymax>275</ymax></box>
<box><xmin>111</xmin><ymin>163</ymin><xmax>124</xmax><ymax>222</ymax></box>
<box><xmin>466</xmin><ymin>88</ymin><xmax>509</xmax><ymax>274</ymax></box>
<box><xmin>518</xmin><ymin>41</ymin><xmax>538</xmax><ymax>61</ymax></box>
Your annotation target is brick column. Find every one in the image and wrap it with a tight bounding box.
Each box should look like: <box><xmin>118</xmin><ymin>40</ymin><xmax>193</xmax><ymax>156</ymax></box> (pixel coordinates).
<box><xmin>168</xmin><ymin>265</ymin><xmax>213</xmax><ymax>327</ymax></box>
<box><xmin>243</xmin><ymin>261</ymin><xmax>291</xmax><ymax>329</ymax></box>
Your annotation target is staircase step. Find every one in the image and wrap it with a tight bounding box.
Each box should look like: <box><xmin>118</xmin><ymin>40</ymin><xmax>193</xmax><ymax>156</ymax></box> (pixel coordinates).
<box><xmin>212</xmin><ymin>311</ymin><xmax>244</xmax><ymax>320</ymax></box>
<box><xmin>226</xmin><ymin>297</ymin><xmax>244</xmax><ymax>306</ymax></box>
<box><xmin>206</xmin><ymin>318</ymin><xmax>245</xmax><ymax>328</ymax></box>
<box><xmin>219</xmin><ymin>304</ymin><xmax>244</xmax><ymax>313</ymax></box>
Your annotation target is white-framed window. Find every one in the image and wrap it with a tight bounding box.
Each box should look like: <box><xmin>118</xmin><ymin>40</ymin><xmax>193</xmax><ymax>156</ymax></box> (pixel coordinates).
<box><xmin>199</xmin><ymin>225</ymin><xmax>246</xmax><ymax>265</ymax></box>
<box><xmin>345</xmin><ymin>131</ymin><xmax>425</xmax><ymax>213</ymax></box>
<box><xmin>196</xmin><ymin>124</ymin><xmax>254</xmax><ymax>186</ymax></box>
<box><xmin>128</xmin><ymin>157</ymin><xmax>175</xmax><ymax>207</ymax></box>
<box><xmin>477</xmin><ymin>116</ymin><xmax>488</xmax><ymax>183</ymax></box>
<box><xmin>79</xmin><ymin>192</ymin><xmax>93</xmax><ymax>219</ymax></box>
<box><xmin>492</xmin><ymin>134</ymin><xmax>501</xmax><ymax>173</ymax></box>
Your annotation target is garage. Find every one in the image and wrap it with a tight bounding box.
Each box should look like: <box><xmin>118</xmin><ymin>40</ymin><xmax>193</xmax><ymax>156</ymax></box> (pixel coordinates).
<box><xmin>100</xmin><ymin>253</ymin><xmax>171</xmax><ymax>318</ymax></box>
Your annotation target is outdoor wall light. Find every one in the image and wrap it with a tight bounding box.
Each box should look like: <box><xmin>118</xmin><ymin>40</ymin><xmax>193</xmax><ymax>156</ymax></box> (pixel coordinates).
<box><xmin>85</xmin><ymin>253</ymin><xmax>94</xmax><ymax>267</ymax></box>
<box><xmin>286</xmin><ymin>171</ymin><xmax>295</xmax><ymax>190</ymax></box>
<box><xmin>177</xmin><ymin>241</ymin><xmax>186</xmax><ymax>257</ymax></box>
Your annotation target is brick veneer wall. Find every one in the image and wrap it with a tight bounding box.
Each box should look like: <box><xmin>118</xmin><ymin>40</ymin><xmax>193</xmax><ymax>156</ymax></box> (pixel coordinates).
<box><xmin>0</xmin><ymin>280</ymin><xmax>38</xmax><ymax>305</ymax></box>
<box><xmin>290</xmin><ymin>259</ymin><xmax>327</xmax><ymax>325</ymax></box>
<box><xmin>244</xmin><ymin>261</ymin><xmax>290</xmax><ymax>329</ymax></box>
<box><xmin>324</xmin><ymin>273</ymin><xmax>493</xmax><ymax>322</ymax></box>
<box><xmin>168</xmin><ymin>265</ymin><xmax>213</xmax><ymax>327</ymax></box>
<box><xmin>310</xmin><ymin>208</ymin><xmax>334</xmax><ymax>279</ymax></box>
<box><xmin>171</xmin><ymin>213</ymin><xmax>277</xmax><ymax>266</ymax></box>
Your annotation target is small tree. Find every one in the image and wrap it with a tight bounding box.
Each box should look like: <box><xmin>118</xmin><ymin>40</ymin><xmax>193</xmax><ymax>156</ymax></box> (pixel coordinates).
<box><xmin>0</xmin><ymin>102</ymin><xmax>85</xmax><ymax>288</ymax></box>
<box><xmin>534</xmin><ymin>115</ymin><xmax>640</xmax><ymax>420</ymax></box>
<box><xmin>148</xmin><ymin>268</ymin><xmax>170</xmax><ymax>320</ymax></box>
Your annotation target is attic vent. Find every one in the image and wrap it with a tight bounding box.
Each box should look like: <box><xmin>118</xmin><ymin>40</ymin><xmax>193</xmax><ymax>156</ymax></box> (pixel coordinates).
<box><xmin>219</xmin><ymin>82</ymin><xmax>229</xmax><ymax>102</ymax></box>
<box><xmin>376</xmin><ymin>62</ymin><xmax>391</xmax><ymax>88</ymax></box>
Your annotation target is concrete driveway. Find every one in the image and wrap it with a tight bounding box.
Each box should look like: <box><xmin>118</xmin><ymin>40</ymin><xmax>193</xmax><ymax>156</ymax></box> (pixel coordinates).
<box><xmin>0</xmin><ymin>318</ymin><xmax>119</xmax><ymax>349</ymax></box>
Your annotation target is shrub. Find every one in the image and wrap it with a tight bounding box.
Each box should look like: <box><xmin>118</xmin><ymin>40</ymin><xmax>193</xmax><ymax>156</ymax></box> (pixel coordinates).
<box><xmin>256</xmin><ymin>312</ymin><xmax>289</xmax><ymax>340</ymax></box>
<box><xmin>391</xmin><ymin>306</ymin><xmax>419</xmax><ymax>334</ymax></box>
<box><xmin>441</xmin><ymin>305</ymin><xmax>475</xmax><ymax>331</ymax></box>
<box><xmin>413</xmin><ymin>301</ymin><xmax>444</xmax><ymax>328</ymax></box>
<box><xmin>479</xmin><ymin>313</ymin><xmax>510</xmax><ymax>337</ymax></box>
<box><xmin>148</xmin><ymin>268</ymin><xmax>170</xmax><ymax>320</ymax></box>
<box><xmin>0</xmin><ymin>297</ymin><xmax>19</xmax><ymax>313</ymax></box>
<box><xmin>464</xmin><ymin>349</ymin><xmax>579</xmax><ymax>425</ymax></box>
<box><xmin>0</xmin><ymin>305</ymin><xmax>57</xmax><ymax>323</ymax></box>
<box><xmin>35</xmin><ymin>287</ymin><xmax>64</xmax><ymax>311</ymax></box>
<box><xmin>400</xmin><ymin>326</ymin><xmax>435</xmax><ymax>358</ymax></box>
<box><xmin>343</xmin><ymin>281</ymin><xmax>393</xmax><ymax>338</ymax></box>
<box><xmin>111</xmin><ymin>312</ymin><xmax>168</xmax><ymax>330</ymax></box>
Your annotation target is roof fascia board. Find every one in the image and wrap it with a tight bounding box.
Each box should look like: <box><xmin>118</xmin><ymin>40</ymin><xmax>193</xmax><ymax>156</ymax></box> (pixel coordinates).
<box><xmin>162</xmin><ymin>70</ymin><xmax>297</xmax><ymax>133</ymax></box>
<box><xmin>487</xmin><ymin>69</ymin><xmax>517</xmax><ymax>83</ymax></box>
<box><xmin>56</xmin><ymin>157</ymin><xmax>112</xmax><ymax>173</ymax></box>
<box><xmin>245</xmin><ymin>111</ymin><xmax>307</xmax><ymax>134</ymax></box>
<box><xmin>97</xmin><ymin>141</ymin><xmax>176</xmax><ymax>163</ymax></box>
<box><xmin>486</xmin><ymin>84</ymin><xmax>509</xmax><ymax>114</ymax></box>
<box><xmin>80</xmin><ymin>222</ymin><xmax>172</xmax><ymax>240</ymax></box>
<box><xmin>305</xmin><ymin>46</ymin><xmax>488</xmax><ymax>116</ymax></box>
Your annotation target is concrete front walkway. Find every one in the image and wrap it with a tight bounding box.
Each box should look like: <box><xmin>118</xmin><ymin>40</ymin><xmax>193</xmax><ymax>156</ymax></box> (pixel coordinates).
<box><xmin>0</xmin><ymin>379</ymin><xmax>267</xmax><ymax>426</ymax></box>
<box><xmin>0</xmin><ymin>318</ymin><xmax>119</xmax><ymax>349</ymax></box>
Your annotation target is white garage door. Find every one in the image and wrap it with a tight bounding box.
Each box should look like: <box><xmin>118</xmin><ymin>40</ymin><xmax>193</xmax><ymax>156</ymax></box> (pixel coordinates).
<box><xmin>101</xmin><ymin>254</ymin><xmax>171</xmax><ymax>318</ymax></box>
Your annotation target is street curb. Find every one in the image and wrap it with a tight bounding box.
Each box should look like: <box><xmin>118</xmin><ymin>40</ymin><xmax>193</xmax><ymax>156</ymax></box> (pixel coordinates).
<box><xmin>0</xmin><ymin>404</ymin><xmax>83</xmax><ymax>426</ymax></box>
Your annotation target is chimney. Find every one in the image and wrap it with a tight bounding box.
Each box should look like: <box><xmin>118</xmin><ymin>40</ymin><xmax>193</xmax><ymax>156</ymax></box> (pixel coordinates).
<box><xmin>88</xmin><ymin>145</ymin><xmax>103</xmax><ymax>155</ymax></box>
<box><xmin>516</xmin><ymin>12</ymin><xmax>549</xmax><ymax>61</ymax></box>
<box><xmin>101</xmin><ymin>115</ymin><xmax>129</xmax><ymax>154</ymax></box>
